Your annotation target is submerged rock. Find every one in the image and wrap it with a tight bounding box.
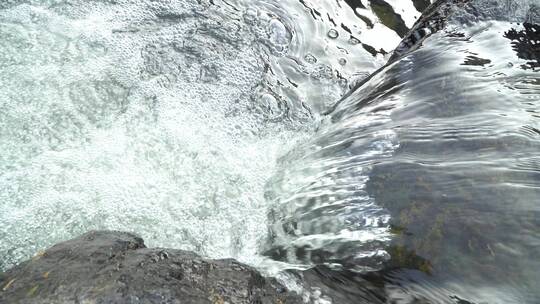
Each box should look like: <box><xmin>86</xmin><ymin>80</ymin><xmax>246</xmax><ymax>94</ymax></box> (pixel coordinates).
<box><xmin>0</xmin><ymin>231</ymin><xmax>302</xmax><ymax>304</ymax></box>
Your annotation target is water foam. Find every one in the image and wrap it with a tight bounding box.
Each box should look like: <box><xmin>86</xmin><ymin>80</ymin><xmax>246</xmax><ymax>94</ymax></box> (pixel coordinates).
<box><xmin>0</xmin><ymin>0</ymin><xmax>315</xmax><ymax>270</ymax></box>
<box><xmin>0</xmin><ymin>0</ymin><xmax>419</xmax><ymax>274</ymax></box>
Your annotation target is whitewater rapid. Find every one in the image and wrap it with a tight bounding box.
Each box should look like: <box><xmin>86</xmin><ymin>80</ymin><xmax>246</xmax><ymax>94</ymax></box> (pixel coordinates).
<box><xmin>0</xmin><ymin>0</ymin><xmax>418</xmax><ymax>271</ymax></box>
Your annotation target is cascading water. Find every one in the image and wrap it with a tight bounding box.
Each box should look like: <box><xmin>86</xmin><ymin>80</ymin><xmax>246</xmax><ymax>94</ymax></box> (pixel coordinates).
<box><xmin>1</xmin><ymin>0</ymin><xmax>540</xmax><ymax>303</ymax></box>
<box><xmin>0</xmin><ymin>0</ymin><xmax>407</xmax><ymax>272</ymax></box>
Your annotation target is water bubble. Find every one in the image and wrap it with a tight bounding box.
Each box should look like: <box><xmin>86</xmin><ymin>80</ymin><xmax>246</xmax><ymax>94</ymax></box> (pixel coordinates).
<box><xmin>311</xmin><ymin>64</ymin><xmax>334</xmax><ymax>80</ymax></box>
<box><xmin>243</xmin><ymin>7</ymin><xmax>259</xmax><ymax>25</ymax></box>
<box><xmin>348</xmin><ymin>37</ymin><xmax>360</xmax><ymax>45</ymax></box>
<box><xmin>304</xmin><ymin>53</ymin><xmax>317</xmax><ymax>64</ymax></box>
<box><xmin>338</xmin><ymin>58</ymin><xmax>347</xmax><ymax>66</ymax></box>
<box><xmin>267</xmin><ymin>18</ymin><xmax>291</xmax><ymax>54</ymax></box>
<box><xmin>260</xmin><ymin>93</ymin><xmax>279</xmax><ymax>113</ymax></box>
<box><xmin>243</xmin><ymin>8</ymin><xmax>259</xmax><ymax>25</ymax></box>
<box><xmin>199</xmin><ymin>64</ymin><xmax>220</xmax><ymax>83</ymax></box>
<box><xmin>327</xmin><ymin>29</ymin><xmax>339</xmax><ymax>39</ymax></box>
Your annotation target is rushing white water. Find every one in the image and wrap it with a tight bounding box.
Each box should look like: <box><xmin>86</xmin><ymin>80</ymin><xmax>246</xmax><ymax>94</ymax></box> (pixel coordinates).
<box><xmin>0</xmin><ymin>0</ymin><xmax>303</xmax><ymax>270</ymax></box>
<box><xmin>0</xmin><ymin>0</ymin><xmax>428</xmax><ymax>273</ymax></box>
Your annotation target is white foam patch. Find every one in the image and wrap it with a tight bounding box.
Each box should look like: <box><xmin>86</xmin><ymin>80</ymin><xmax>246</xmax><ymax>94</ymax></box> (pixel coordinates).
<box><xmin>0</xmin><ymin>0</ymin><xmax>405</xmax><ymax>273</ymax></box>
<box><xmin>0</xmin><ymin>0</ymin><xmax>314</xmax><ymax>269</ymax></box>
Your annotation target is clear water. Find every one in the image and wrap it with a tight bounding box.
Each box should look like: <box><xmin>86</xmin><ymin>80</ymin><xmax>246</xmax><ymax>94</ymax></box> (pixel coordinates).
<box><xmin>265</xmin><ymin>1</ymin><xmax>539</xmax><ymax>303</ymax></box>
<box><xmin>1</xmin><ymin>0</ymin><xmax>540</xmax><ymax>303</ymax></box>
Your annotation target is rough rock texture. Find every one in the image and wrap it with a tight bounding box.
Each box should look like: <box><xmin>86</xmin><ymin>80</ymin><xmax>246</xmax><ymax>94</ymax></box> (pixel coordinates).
<box><xmin>0</xmin><ymin>231</ymin><xmax>302</xmax><ymax>304</ymax></box>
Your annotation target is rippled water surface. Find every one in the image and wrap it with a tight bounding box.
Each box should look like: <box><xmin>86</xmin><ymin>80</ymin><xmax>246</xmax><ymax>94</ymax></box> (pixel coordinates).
<box><xmin>1</xmin><ymin>0</ymin><xmax>539</xmax><ymax>303</ymax></box>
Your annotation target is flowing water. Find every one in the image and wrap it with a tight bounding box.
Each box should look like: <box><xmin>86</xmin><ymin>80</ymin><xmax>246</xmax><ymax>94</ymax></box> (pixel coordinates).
<box><xmin>1</xmin><ymin>0</ymin><xmax>539</xmax><ymax>303</ymax></box>
<box><xmin>0</xmin><ymin>0</ymin><xmax>394</xmax><ymax>270</ymax></box>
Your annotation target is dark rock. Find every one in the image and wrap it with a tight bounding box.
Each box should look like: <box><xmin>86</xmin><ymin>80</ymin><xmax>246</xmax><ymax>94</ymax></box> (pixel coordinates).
<box><xmin>0</xmin><ymin>231</ymin><xmax>302</xmax><ymax>304</ymax></box>
<box><xmin>504</xmin><ymin>22</ymin><xmax>540</xmax><ymax>70</ymax></box>
<box><xmin>368</xmin><ymin>0</ymin><xmax>410</xmax><ymax>38</ymax></box>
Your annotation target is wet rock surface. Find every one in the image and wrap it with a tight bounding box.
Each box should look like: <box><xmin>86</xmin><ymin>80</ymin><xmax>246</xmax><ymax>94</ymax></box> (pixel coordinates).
<box><xmin>0</xmin><ymin>231</ymin><xmax>302</xmax><ymax>304</ymax></box>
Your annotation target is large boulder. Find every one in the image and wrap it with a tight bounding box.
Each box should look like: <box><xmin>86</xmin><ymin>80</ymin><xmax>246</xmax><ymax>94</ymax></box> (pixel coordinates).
<box><xmin>0</xmin><ymin>231</ymin><xmax>302</xmax><ymax>304</ymax></box>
